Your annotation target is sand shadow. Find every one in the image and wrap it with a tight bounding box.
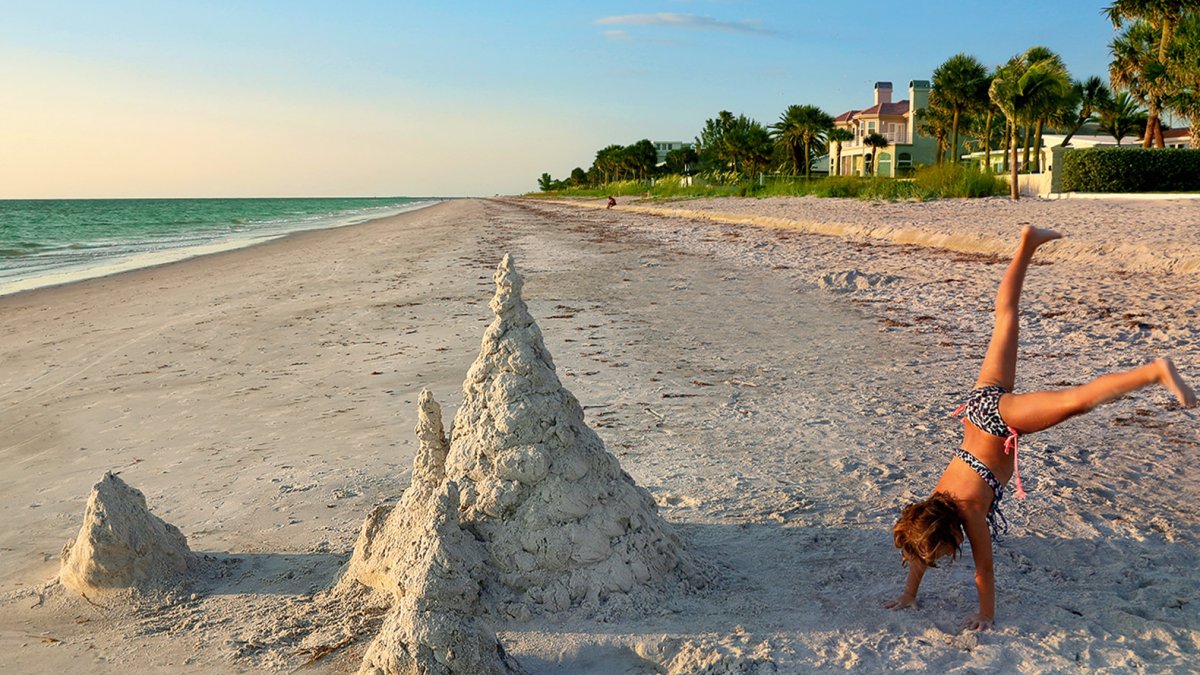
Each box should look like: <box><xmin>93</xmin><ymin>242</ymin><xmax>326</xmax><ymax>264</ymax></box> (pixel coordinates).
<box><xmin>515</xmin><ymin>517</ymin><xmax>1200</xmax><ymax>640</ymax></box>
<box><xmin>196</xmin><ymin>551</ymin><xmax>347</xmax><ymax>596</ymax></box>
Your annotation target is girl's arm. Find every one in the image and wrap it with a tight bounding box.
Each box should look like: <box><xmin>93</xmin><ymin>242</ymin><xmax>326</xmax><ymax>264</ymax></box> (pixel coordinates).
<box><xmin>963</xmin><ymin>517</ymin><xmax>995</xmax><ymax>629</ymax></box>
<box><xmin>884</xmin><ymin>560</ymin><xmax>927</xmax><ymax>609</ymax></box>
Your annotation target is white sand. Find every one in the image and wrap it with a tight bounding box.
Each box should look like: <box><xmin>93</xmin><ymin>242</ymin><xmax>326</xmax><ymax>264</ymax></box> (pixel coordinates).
<box><xmin>1</xmin><ymin>196</ymin><xmax>1198</xmax><ymax>672</ymax></box>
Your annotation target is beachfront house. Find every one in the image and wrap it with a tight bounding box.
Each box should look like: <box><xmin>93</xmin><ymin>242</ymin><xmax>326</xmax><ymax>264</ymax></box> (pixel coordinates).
<box><xmin>653</xmin><ymin>141</ymin><xmax>690</xmax><ymax>165</ymax></box>
<box><xmin>829</xmin><ymin>81</ymin><xmax>938</xmax><ymax>177</ymax></box>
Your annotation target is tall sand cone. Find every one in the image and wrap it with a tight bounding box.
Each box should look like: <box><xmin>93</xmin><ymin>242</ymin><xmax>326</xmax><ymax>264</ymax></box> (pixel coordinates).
<box><xmin>337</xmin><ymin>389</ymin><xmax>450</xmax><ymax>597</ymax></box>
<box><xmin>357</xmin><ymin>481</ymin><xmax>525</xmax><ymax>675</ymax></box>
<box><xmin>445</xmin><ymin>254</ymin><xmax>701</xmax><ymax>614</ymax></box>
<box><xmin>59</xmin><ymin>471</ymin><xmax>200</xmax><ymax>599</ymax></box>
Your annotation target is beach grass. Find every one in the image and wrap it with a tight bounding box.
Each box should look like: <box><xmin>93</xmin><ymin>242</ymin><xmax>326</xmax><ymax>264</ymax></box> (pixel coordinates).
<box><xmin>532</xmin><ymin>164</ymin><xmax>1008</xmax><ymax>202</ymax></box>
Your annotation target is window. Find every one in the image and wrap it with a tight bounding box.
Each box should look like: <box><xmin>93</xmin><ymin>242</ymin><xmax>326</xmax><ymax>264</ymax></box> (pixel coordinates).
<box><xmin>897</xmin><ymin>152</ymin><xmax>912</xmax><ymax>168</ymax></box>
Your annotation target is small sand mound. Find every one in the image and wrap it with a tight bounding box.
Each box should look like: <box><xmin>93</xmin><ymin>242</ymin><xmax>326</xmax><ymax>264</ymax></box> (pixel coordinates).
<box><xmin>357</xmin><ymin>481</ymin><xmax>524</xmax><ymax>675</ymax></box>
<box><xmin>59</xmin><ymin>471</ymin><xmax>200</xmax><ymax>600</ymax></box>
<box><xmin>444</xmin><ymin>254</ymin><xmax>703</xmax><ymax>615</ymax></box>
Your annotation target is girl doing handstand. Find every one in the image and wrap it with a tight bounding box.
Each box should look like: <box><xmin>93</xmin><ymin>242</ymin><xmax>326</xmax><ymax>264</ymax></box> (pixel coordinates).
<box><xmin>886</xmin><ymin>225</ymin><xmax>1196</xmax><ymax>630</ymax></box>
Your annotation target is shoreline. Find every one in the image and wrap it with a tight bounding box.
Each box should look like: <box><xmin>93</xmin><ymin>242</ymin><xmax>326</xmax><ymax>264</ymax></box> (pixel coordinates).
<box><xmin>1</xmin><ymin>196</ymin><xmax>1197</xmax><ymax>672</ymax></box>
<box><xmin>0</xmin><ymin>199</ymin><xmax>442</xmax><ymax>299</ymax></box>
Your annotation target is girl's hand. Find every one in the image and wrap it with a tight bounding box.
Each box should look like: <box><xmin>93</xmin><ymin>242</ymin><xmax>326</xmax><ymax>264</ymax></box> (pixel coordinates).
<box><xmin>962</xmin><ymin>612</ymin><xmax>993</xmax><ymax>631</ymax></box>
<box><xmin>883</xmin><ymin>593</ymin><xmax>916</xmax><ymax>610</ymax></box>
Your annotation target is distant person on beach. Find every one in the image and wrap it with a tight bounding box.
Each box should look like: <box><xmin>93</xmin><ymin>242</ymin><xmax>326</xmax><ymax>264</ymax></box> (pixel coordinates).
<box><xmin>606</xmin><ymin>196</ymin><xmax>616</xmax><ymax>209</ymax></box>
<box><xmin>885</xmin><ymin>225</ymin><xmax>1196</xmax><ymax>631</ymax></box>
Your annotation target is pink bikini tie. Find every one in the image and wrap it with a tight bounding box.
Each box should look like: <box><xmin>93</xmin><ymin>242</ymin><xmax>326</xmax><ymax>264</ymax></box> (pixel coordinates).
<box><xmin>950</xmin><ymin>404</ymin><xmax>1026</xmax><ymax>499</ymax></box>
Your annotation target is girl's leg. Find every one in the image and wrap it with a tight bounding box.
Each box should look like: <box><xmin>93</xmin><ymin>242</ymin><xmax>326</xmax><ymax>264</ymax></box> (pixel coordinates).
<box><xmin>974</xmin><ymin>226</ymin><xmax>1062</xmax><ymax>390</ymax></box>
<box><xmin>1000</xmin><ymin>358</ymin><xmax>1197</xmax><ymax>433</ymax></box>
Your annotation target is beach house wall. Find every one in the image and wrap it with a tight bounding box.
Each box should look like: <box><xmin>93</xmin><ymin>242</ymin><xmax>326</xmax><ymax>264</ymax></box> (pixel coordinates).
<box><xmin>830</xmin><ymin>80</ymin><xmax>937</xmax><ymax>177</ymax></box>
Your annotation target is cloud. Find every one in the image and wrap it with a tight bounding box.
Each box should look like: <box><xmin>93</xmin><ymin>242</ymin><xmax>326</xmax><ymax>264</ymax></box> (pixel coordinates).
<box><xmin>602</xmin><ymin>29</ymin><xmax>633</xmax><ymax>42</ymax></box>
<box><xmin>595</xmin><ymin>13</ymin><xmax>772</xmax><ymax>36</ymax></box>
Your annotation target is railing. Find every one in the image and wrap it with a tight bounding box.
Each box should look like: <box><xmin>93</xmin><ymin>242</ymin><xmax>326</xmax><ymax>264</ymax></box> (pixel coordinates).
<box><xmin>850</xmin><ymin>132</ymin><xmax>910</xmax><ymax>146</ymax></box>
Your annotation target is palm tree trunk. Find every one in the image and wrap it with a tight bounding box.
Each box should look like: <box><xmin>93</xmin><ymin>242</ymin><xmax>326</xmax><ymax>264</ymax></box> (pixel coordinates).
<box><xmin>1060</xmin><ymin>113</ymin><xmax>1085</xmax><ymax>147</ymax></box>
<box><xmin>1191</xmin><ymin>115</ymin><xmax>1200</xmax><ymax>149</ymax></box>
<box><xmin>1010</xmin><ymin>127</ymin><xmax>1020</xmax><ymax>200</ymax></box>
<box><xmin>1144</xmin><ymin>101</ymin><xmax>1163</xmax><ymax>148</ymax></box>
<box><xmin>803</xmin><ymin>139</ymin><xmax>811</xmax><ymax>180</ymax></box>
<box><xmin>1022</xmin><ymin>126</ymin><xmax>1031</xmax><ymax>171</ymax></box>
<box><xmin>984</xmin><ymin>110</ymin><xmax>994</xmax><ymax>170</ymax></box>
<box><xmin>1033</xmin><ymin>119</ymin><xmax>1045</xmax><ymax>173</ymax></box>
<box><xmin>950</xmin><ymin>110</ymin><xmax>960</xmax><ymax>164</ymax></box>
<box><xmin>1002</xmin><ymin>121</ymin><xmax>1012</xmax><ymax>172</ymax></box>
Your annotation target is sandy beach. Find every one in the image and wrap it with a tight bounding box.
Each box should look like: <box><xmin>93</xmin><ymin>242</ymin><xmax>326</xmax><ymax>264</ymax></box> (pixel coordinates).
<box><xmin>2</xmin><ymin>195</ymin><xmax>1198</xmax><ymax>672</ymax></box>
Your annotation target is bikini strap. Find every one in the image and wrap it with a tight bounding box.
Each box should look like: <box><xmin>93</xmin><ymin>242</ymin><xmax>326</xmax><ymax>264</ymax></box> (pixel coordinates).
<box><xmin>951</xmin><ymin>446</ymin><xmax>1009</xmax><ymax>541</ymax></box>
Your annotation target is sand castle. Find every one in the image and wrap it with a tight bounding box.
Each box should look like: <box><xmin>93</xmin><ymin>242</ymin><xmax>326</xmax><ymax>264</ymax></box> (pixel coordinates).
<box><xmin>59</xmin><ymin>471</ymin><xmax>201</xmax><ymax>600</ymax></box>
<box><xmin>341</xmin><ymin>254</ymin><xmax>706</xmax><ymax>669</ymax></box>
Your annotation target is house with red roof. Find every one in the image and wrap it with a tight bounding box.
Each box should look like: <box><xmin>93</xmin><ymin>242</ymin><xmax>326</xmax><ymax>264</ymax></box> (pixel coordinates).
<box><xmin>830</xmin><ymin>80</ymin><xmax>938</xmax><ymax>177</ymax></box>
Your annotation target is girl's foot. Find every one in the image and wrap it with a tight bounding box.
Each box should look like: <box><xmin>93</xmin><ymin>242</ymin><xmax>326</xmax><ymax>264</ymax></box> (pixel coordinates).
<box><xmin>1158</xmin><ymin>358</ymin><xmax>1197</xmax><ymax>407</ymax></box>
<box><xmin>1022</xmin><ymin>225</ymin><xmax>1063</xmax><ymax>249</ymax></box>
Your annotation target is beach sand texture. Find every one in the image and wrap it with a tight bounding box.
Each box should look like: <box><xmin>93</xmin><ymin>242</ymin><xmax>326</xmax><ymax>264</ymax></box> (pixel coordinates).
<box><xmin>1</xmin><ymin>196</ymin><xmax>1198</xmax><ymax>672</ymax></box>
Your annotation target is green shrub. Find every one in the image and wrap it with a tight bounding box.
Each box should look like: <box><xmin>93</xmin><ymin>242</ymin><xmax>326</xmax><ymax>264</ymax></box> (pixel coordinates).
<box><xmin>911</xmin><ymin>163</ymin><xmax>1007</xmax><ymax>198</ymax></box>
<box><xmin>1060</xmin><ymin>147</ymin><xmax>1200</xmax><ymax>192</ymax></box>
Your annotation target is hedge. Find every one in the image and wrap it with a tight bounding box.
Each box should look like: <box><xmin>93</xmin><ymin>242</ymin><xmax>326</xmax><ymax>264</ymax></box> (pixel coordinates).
<box><xmin>1060</xmin><ymin>146</ymin><xmax>1200</xmax><ymax>193</ymax></box>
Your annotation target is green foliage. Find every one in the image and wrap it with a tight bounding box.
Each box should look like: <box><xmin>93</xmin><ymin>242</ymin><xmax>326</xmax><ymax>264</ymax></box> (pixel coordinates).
<box><xmin>770</xmin><ymin>104</ymin><xmax>834</xmax><ymax>178</ymax></box>
<box><xmin>694</xmin><ymin>111</ymin><xmax>774</xmax><ymax>177</ymax></box>
<box><xmin>1060</xmin><ymin>147</ymin><xmax>1200</xmax><ymax>191</ymax></box>
<box><xmin>910</xmin><ymin>163</ymin><xmax>1008</xmax><ymax>197</ymax></box>
<box><xmin>664</xmin><ymin>146</ymin><xmax>699</xmax><ymax>174</ymax></box>
<box><xmin>1099</xmin><ymin>91</ymin><xmax>1148</xmax><ymax>143</ymax></box>
<box><xmin>931</xmin><ymin>52</ymin><xmax>990</xmax><ymax>163</ymax></box>
<box><xmin>529</xmin><ymin>164</ymin><xmax>1006</xmax><ymax>201</ymax></box>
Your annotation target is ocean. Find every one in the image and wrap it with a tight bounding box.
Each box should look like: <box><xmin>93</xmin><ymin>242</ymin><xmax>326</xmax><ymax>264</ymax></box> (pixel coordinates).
<box><xmin>0</xmin><ymin>197</ymin><xmax>439</xmax><ymax>296</ymax></box>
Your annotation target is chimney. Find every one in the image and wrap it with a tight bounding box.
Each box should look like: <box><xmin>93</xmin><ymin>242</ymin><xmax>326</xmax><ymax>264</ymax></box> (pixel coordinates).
<box><xmin>874</xmin><ymin>82</ymin><xmax>893</xmax><ymax>106</ymax></box>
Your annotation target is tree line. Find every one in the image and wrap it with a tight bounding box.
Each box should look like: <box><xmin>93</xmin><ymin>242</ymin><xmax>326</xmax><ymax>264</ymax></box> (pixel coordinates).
<box><xmin>539</xmin><ymin>1</ymin><xmax>1200</xmax><ymax>192</ymax></box>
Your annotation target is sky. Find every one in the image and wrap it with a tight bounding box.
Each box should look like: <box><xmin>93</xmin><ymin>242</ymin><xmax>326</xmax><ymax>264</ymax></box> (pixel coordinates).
<box><xmin>1</xmin><ymin>1</ymin><xmax>1124</xmax><ymax>198</ymax></box>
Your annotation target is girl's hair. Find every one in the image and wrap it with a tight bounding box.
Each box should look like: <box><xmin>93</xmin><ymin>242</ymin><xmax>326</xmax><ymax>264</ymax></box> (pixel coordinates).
<box><xmin>893</xmin><ymin>492</ymin><xmax>964</xmax><ymax>568</ymax></box>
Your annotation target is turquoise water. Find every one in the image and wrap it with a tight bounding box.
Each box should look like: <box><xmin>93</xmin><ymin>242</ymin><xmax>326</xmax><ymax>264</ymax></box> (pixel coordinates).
<box><xmin>0</xmin><ymin>197</ymin><xmax>438</xmax><ymax>295</ymax></box>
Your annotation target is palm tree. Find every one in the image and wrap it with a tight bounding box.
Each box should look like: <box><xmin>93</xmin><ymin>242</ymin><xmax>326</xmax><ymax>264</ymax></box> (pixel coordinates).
<box><xmin>964</xmin><ymin>110</ymin><xmax>1007</xmax><ymax>171</ymax></box>
<box><xmin>593</xmin><ymin>144</ymin><xmax>626</xmax><ymax>183</ymax></box>
<box><xmin>990</xmin><ymin>58</ymin><xmax>1072</xmax><ymax>198</ymax></box>
<box><xmin>916</xmin><ymin>94</ymin><xmax>954</xmax><ymax>164</ymax></box>
<box><xmin>1021</xmin><ymin>46</ymin><xmax>1072</xmax><ymax>172</ymax></box>
<box><xmin>1110</xmin><ymin>19</ymin><xmax>1173</xmax><ymax>146</ymax></box>
<box><xmin>827</xmin><ymin>127</ymin><xmax>854</xmax><ymax>176</ymax></box>
<box><xmin>978</xmin><ymin>68</ymin><xmax>1004</xmax><ymax>170</ymax></box>
<box><xmin>770</xmin><ymin>104</ymin><xmax>834</xmax><ymax>179</ymax></box>
<box><xmin>1105</xmin><ymin>0</ymin><xmax>1195</xmax><ymax>62</ymax></box>
<box><xmin>931</xmin><ymin>53</ymin><xmax>990</xmax><ymax>163</ymax></box>
<box><xmin>863</xmin><ymin>132</ymin><xmax>890</xmax><ymax>176</ymax></box>
<box><xmin>1099</xmin><ymin>90</ymin><xmax>1149</xmax><ymax>143</ymax></box>
<box><xmin>1059</xmin><ymin>76</ymin><xmax>1116</xmax><ymax>146</ymax></box>
<box><xmin>1165</xmin><ymin>12</ymin><xmax>1200</xmax><ymax>147</ymax></box>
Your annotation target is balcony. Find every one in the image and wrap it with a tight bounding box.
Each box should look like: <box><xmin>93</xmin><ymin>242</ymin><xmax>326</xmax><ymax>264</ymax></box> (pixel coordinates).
<box><xmin>851</xmin><ymin>131</ymin><xmax>910</xmax><ymax>146</ymax></box>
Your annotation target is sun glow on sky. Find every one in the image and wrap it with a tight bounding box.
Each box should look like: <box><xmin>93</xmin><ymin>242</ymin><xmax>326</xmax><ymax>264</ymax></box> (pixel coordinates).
<box><xmin>1</xmin><ymin>1</ymin><xmax>1119</xmax><ymax>198</ymax></box>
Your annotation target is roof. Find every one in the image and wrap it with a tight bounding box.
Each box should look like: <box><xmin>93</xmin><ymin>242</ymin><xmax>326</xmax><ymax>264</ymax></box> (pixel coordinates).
<box><xmin>834</xmin><ymin>101</ymin><xmax>910</xmax><ymax>125</ymax></box>
<box><xmin>857</xmin><ymin>101</ymin><xmax>910</xmax><ymax>117</ymax></box>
